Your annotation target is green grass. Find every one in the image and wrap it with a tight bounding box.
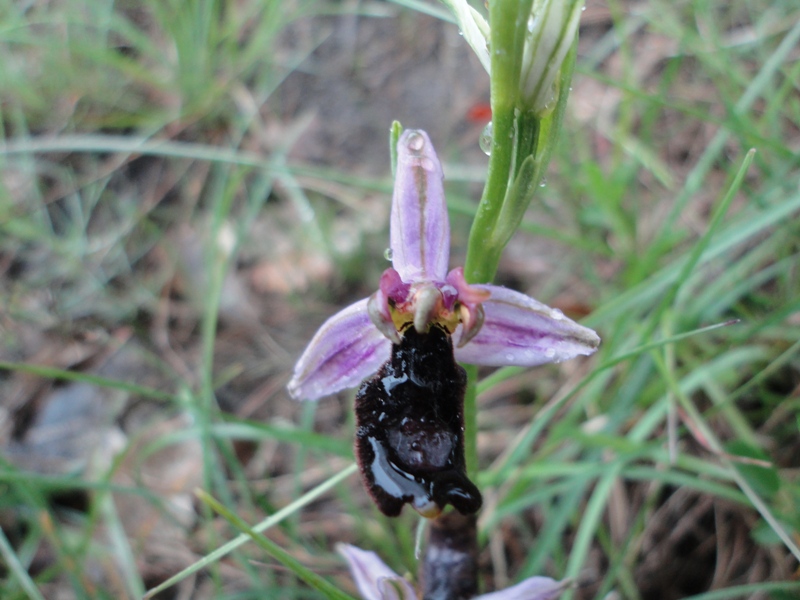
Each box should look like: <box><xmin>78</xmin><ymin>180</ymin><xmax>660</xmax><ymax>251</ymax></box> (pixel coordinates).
<box><xmin>1</xmin><ymin>0</ymin><xmax>799</xmax><ymax>598</ymax></box>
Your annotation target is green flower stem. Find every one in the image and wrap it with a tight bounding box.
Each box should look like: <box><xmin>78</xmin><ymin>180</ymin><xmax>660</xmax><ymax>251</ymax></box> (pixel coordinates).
<box><xmin>463</xmin><ymin>363</ymin><xmax>479</xmax><ymax>480</ymax></box>
<box><xmin>461</xmin><ymin>1</ymin><xmax>579</xmax><ymax>479</ymax></box>
<box><xmin>462</xmin><ymin>0</ymin><xmax>530</xmax><ymax>479</ymax></box>
<box><xmin>463</xmin><ymin>0</ymin><xmax>530</xmax><ymax>284</ymax></box>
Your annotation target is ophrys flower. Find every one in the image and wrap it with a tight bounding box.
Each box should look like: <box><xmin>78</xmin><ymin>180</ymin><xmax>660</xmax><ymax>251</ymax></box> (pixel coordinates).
<box><xmin>288</xmin><ymin>129</ymin><xmax>599</xmax><ymax>518</ymax></box>
<box><xmin>288</xmin><ymin>129</ymin><xmax>599</xmax><ymax>402</ymax></box>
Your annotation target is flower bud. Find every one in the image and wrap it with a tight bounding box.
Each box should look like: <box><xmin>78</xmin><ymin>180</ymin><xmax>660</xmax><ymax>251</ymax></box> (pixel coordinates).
<box><xmin>519</xmin><ymin>0</ymin><xmax>583</xmax><ymax>115</ymax></box>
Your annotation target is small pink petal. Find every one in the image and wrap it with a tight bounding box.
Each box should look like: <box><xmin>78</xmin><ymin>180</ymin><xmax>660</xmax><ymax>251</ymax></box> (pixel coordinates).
<box><xmin>378</xmin><ymin>267</ymin><xmax>410</xmax><ymax>304</ymax></box>
<box><xmin>446</xmin><ymin>267</ymin><xmax>492</xmax><ymax>304</ymax></box>
<box><xmin>445</xmin><ymin>267</ymin><xmax>491</xmax><ymax>346</ymax></box>
<box><xmin>454</xmin><ymin>285</ymin><xmax>600</xmax><ymax>367</ymax></box>
<box><xmin>288</xmin><ymin>299</ymin><xmax>392</xmax><ymax>401</ymax></box>
<box><xmin>368</xmin><ymin>292</ymin><xmax>401</xmax><ymax>345</ymax></box>
<box><xmin>476</xmin><ymin>576</ymin><xmax>571</xmax><ymax>600</ymax></box>
<box><xmin>391</xmin><ymin>130</ymin><xmax>450</xmax><ymax>283</ymax></box>
<box><xmin>337</xmin><ymin>544</ymin><xmax>416</xmax><ymax>600</ymax></box>
<box><xmin>457</xmin><ymin>302</ymin><xmax>485</xmax><ymax>347</ymax></box>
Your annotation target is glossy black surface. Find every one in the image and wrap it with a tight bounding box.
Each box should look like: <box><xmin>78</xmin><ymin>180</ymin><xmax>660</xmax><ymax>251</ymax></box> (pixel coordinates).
<box><xmin>354</xmin><ymin>326</ymin><xmax>482</xmax><ymax>517</ymax></box>
<box><xmin>421</xmin><ymin>512</ymin><xmax>479</xmax><ymax>600</ymax></box>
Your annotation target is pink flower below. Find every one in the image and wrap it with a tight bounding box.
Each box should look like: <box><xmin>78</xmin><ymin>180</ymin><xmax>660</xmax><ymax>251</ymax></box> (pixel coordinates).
<box><xmin>337</xmin><ymin>544</ymin><xmax>570</xmax><ymax>600</ymax></box>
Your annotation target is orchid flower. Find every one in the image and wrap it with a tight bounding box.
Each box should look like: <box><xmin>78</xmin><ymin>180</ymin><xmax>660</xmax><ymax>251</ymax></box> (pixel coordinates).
<box><xmin>338</xmin><ymin>543</ymin><xmax>570</xmax><ymax>600</ymax></box>
<box><xmin>288</xmin><ymin>129</ymin><xmax>599</xmax><ymax>402</ymax></box>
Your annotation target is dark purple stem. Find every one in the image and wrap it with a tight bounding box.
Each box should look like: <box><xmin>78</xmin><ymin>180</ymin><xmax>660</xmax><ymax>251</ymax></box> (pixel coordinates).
<box><xmin>420</xmin><ymin>512</ymin><xmax>479</xmax><ymax>600</ymax></box>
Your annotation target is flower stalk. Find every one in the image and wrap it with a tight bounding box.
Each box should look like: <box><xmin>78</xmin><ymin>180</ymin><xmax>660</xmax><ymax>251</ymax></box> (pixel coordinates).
<box><xmin>461</xmin><ymin>0</ymin><xmax>583</xmax><ymax>478</ymax></box>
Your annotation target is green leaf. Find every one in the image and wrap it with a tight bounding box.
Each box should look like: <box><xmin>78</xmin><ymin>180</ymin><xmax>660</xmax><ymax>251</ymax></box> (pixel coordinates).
<box><xmin>725</xmin><ymin>440</ymin><xmax>780</xmax><ymax>499</ymax></box>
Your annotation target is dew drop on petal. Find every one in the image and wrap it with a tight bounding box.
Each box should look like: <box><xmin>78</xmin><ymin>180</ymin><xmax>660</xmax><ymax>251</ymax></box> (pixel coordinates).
<box><xmin>407</xmin><ymin>132</ymin><xmax>425</xmax><ymax>152</ymax></box>
<box><xmin>505</xmin><ymin>353</ymin><xmax>514</xmax><ymax>361</ymax></box>
<box><xmin>384</xmin><ymin>248</ymin><xmax>393</xmax><ymax>261</ymax></box>
<box><xmin>551</xmin><ymin>308</ymin><xmax>564</xmax><ymax>320</ymax></box>
<box><xmin>545</xmin><ymin>348</ymin><xmax>556</xmax><ymax>358</ymax></box>
<box><xmin>479</xmin><ymin>121</ymin><xmax>493</xmax><ymax>156</ymax></box>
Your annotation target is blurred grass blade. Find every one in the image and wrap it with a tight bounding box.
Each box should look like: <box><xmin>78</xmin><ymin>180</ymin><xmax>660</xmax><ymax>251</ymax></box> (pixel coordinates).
<box><xmin>98</xmin><ymin>492</ymin><xmax>146</xmax><ymax>599</ymax></box>
<box><xmin>681</xmin><ymin>581</ymin><xmax>800</xmax><ymax>600</ymax></box>
<box><xmin>0</xmin><ymin>361</ymin><xmax>174</xmax><ymax>402</ymax></box>
<box><xmin>196</xmin><ymin>490</ymin><xmax>358</xmax><ymax>600</ymax></box>
<box><xmin>652</xmin><ymin>19</ymin><xmax>800</xmax><ymax>250</ymax></box>
<box><xmin>0</xmin><ymin>526</ymin><xmax>46</xmax><ymax>600</ymax></box>
<box><xmin>143</xmin><ymin>463</ymin><xmax>357</xmax><ymax>599</ymax></box>
<box><xmin>652</xmin><ymin>352</ymin><xmax>800</xmax><ymax>562</ymax></box>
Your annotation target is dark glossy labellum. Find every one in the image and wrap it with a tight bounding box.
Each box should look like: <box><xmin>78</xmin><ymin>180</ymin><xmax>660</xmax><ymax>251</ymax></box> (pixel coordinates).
<box><xmin>354</xmin><ymin>325</ymin><xmax>482</xmax><ymax>517</ymax></box>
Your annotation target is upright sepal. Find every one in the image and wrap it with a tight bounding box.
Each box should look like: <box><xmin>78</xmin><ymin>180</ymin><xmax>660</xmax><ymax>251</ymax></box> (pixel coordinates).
<box><xmin>390</xmin><ymin>130</ymin><xmax>450</xmax><ymax>283</ymax></box>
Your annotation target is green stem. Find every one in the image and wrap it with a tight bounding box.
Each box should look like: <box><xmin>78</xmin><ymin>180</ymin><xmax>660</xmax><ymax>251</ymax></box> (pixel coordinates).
<box><xmin>464</xmin><ymin>108</ymin><xmax>516</xmax><ymax>283</ymax></box>
<box><xmin>463</xmin><ymin>364</ymin><xmax>479</xmax><ymax>480</ymax></box>
<box><xmin>461</xmin><ymin>0</ymin><xmax>530</xmax><ymax>479</ymax></box>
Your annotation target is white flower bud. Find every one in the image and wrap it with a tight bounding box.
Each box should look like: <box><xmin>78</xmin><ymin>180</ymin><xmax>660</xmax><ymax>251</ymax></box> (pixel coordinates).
<box><xmin>520</xmin><ymin>0</ymin><xmax>583</xmax><ymax>114</ymax></box>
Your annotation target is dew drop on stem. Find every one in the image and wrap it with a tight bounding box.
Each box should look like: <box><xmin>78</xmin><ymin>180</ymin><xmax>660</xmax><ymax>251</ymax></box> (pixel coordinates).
<box><xmin>479</xmin><ymin>121</ymin><xmax>493</xmax><ymax>156</ymax></box>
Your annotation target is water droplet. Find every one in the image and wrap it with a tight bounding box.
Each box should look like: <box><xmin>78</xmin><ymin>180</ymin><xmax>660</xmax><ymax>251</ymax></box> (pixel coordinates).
<box><xmin>505</xmin><ymin>353</ymin><xmax>514</xmax><ymax>361</ymax></box>
<box><xmin>581</xmin><ymin>5</ymin><xmax>586</xmax><ymax>11</ymax></box>
<box><xmin>384</xmin><ymin>248</ymin><xmax>393</xmax><ymax>261</ymax></box>
<box><xmin>545</xmin><ymin>348</ymin><xmax>556</xmax><ymax>358</ymax></box>
<box><xmin>539</xmin><ymin>178</ymin><xmax>547</xmax><ymax>188</ymax></box>
<box><xmin>479</xmin><ymin>121</ymin><xmax>493</xmax><ymax>156</ymax></box>
<box><xmin>458</xmin><ymin>30</ymin><xmax>463</xmax><ymax>36</ymax></box>
<box><xmin>551</xmin><ymin>308</ymin><xmax>564</xmax><ymax>320</ymax></box>
<box><xmin>407</xmin><ymin>132</ymin><xmax>425</xmax><ymax>152</ymax></box>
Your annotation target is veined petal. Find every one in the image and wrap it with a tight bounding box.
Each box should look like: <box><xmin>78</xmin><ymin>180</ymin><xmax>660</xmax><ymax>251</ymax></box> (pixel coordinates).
<box><xmin>337</xmin><ymin>544</ymin><xmax>416</xmax><ymax>600</ymax></box>
<box><xmin>476</xmin><ymin>576</ymin><xmax>570</xmax><ymax>600</ymax></box>
<box><xmin>454</xmin><ymin>285</ymin><xmax>599</xmax><ymax>367</ymax></box>
<box><xmin>288</xmin><ymin>299</ymin><xmax>392</xmax><ymax>401</ymax></box>
<box><xmin>391</xmin><ymin>130</ymin><xmax>450</xmax><ymax>283</ymax></box>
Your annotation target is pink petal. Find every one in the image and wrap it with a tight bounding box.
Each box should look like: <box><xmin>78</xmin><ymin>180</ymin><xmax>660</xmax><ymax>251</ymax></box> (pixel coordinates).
<box><xmin>476</xmin><ymin>576</ymin><xmax>571</xmax><ymax>600</ymax></box>
<box><xmin>446</xmin><ymin>267</ymin><xmax>491</xmax><ymax>346</ymax></box>
<box><xmin>337</xmin><ymin>544</ymin><xmax>417</xmax><ymax>600</ymax></box>
<box><xmin>454</xmin><ymin>285</ymin><xmax>600</xmax><ymax>367</ymax></box>
<box><xmin>391</xmin><ymin>130</ymin><xmax>450</xmax><ymax>283</ymax></box>
<box><xmin>287</xmin><ymin>299</ymin><xmax>392</xmax><ymax>401</ymax></box>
